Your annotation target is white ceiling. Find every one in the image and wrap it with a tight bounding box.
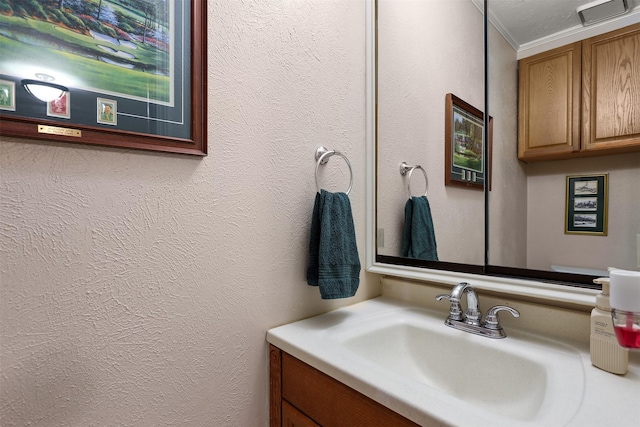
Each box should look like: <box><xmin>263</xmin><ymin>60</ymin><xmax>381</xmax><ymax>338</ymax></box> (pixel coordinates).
<box><xmin>472</xmin><ymin>0</ymin><xmax>640</xmax><ymax>58</ymax></box>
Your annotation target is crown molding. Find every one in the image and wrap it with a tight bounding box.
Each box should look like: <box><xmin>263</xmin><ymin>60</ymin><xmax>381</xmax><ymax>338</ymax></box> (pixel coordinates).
<box><xmin>471</xmin><ymin>0</ymin><xmax>640</xmax><ymax>59</ymax></box>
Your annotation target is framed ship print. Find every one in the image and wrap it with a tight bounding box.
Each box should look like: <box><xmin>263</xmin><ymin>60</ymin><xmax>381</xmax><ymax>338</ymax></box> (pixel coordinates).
<box><xmin>565</xmin><ymin>174</ymin><xmax>608</xmax><ymax>235</ymax></box>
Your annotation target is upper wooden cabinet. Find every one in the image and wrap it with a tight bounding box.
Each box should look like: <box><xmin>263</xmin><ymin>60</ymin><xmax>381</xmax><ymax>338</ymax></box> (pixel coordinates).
<box><xmin>582</xmin><ymin>24</ymin><xmax>640</xmax><ymax>153</ymax></box>
<box><xmin>518</xmin><ymin>23</ymin><xmax>640</xmax><ymax>162</ymax></box>
<box><xmin>518</xmin><ymin>42</ymin><xmax>582</xmax><ymax>161</ymax></box>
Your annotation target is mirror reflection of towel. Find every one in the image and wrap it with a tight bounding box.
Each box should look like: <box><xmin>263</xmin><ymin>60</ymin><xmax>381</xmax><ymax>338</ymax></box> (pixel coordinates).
<box><xmin>307</xmin><ymin>190</ymin><xmax>361</xmax><ymax>299</ymax></box>
<box><xmin>401</xmin><ymin>196</ymin><xmax>438</xmax><ymax>261</ymax></box>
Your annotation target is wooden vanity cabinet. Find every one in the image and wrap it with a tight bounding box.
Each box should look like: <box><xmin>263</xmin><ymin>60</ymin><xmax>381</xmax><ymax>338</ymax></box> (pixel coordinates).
<box><xmin>269</xmin><ymin>345</ymin><xmax>420</xmax><ymax>427</ymax></box>
<box><xmin>517</xmin><ymin>23</ymin><xmax>640</xmax><ymax>162</ymax></box>
<box><xmin>282</xmin><ymin>401</ymin><xmax>321</xmax><ymax>427</ymax></box>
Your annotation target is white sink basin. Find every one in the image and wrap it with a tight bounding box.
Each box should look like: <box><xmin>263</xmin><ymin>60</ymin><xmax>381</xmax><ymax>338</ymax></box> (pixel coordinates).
<box><xmin>332</xmin><ymin>307</ymin><xmax>582</xmax><ymax>422</ymax></box>
<box><xmin>267</xmin><ymin>297</ymin><xmax>596</xmax><ymax>426</ymax></box>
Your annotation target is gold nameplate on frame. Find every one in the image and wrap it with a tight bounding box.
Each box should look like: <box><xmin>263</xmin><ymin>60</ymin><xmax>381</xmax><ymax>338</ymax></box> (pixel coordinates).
<box><xmin>38</xmin><ymin>125</ymin><xmax>81</xmax><ymax>138</ymax></box>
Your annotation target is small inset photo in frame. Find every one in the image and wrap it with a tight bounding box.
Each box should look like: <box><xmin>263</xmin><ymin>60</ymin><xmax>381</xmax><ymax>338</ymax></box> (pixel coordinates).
<box><xmin>47</xmin><ymin>92</ymin><xmax>70</xmax><ymax>119</ymax></box>
<box><xmin>574</xmin><ymin>179</ymin><xmax>598</xmax><ymax>195</ymax></box>
<box><xmin>97</xmin><ymin>98</ymin><xmax>117</xmax><ymax>126</ymax></box>
<box><xmin>573</xmin><ymin>213</ymin><xmax>597</xmax><ymax>228</ymax></box>
<box><xmin>574</xmin><ymin>197</ymin><xmax>597</xmax><ymax>211</ymax></box>
<box><xmin>0</xmin><ymin>79</ymin><xmax>16</xmax><ymax>111</ymax></box>
<box><xmin>565</xmin><ymin>174</ymin><xmax>608</xmax><ymax>235</ymax></box>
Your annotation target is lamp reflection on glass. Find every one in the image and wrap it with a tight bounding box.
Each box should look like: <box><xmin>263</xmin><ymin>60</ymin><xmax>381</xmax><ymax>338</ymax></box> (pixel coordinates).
<box><xmin>21</xmin><ymin>73</ymin><xmax>68</xmax><ymax>103</ymax></box>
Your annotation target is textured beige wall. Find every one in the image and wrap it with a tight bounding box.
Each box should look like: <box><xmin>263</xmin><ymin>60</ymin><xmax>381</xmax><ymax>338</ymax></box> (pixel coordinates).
<box><xmin>0</xmin><ymin>1</ymin><xmax>381</xmax><ymax>425</ymax></box>
<box><xmin>526</xmin><ymin>153</ymin><xmax>640</xmax><ymax>272</ymax></box>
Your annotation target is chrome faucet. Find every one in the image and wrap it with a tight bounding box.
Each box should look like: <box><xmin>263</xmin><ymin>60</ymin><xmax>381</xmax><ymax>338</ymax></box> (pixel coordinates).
<box><xmin>436</xmin><ymin>282</ymin><xmax>520</xmax><ymax>339</ymax></box>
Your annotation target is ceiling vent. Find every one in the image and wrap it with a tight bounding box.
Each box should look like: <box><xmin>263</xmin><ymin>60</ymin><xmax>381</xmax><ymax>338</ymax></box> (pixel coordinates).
<box><xmin>577</xmin><ymin>0</ymin><xmax>630</xmax><ymax>26</ymax></box>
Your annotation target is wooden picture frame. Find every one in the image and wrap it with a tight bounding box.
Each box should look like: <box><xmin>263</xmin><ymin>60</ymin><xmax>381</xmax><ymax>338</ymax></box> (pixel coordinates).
<box><xmin>0</xmin><ymin>1</ymin><xmax>207</xmax><ymax>156</ymax></box>
<box><xmin>565</xmin><ymin>174</ymin><xmax>608</xmax><ymax>235</ymax></box>
<box><xmin>444</xmin><ymin>93</ymin><xmax>492</xmax><ymax>190</ymax></box>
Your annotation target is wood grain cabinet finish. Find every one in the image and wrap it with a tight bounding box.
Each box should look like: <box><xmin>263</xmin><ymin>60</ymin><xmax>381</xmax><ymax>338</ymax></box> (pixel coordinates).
<box><xmin>518</xmin><ymin>42</ymin><xmax>582</xmax><ymax>161</ymax></box>
<box><xmin>517</xmin><ymin>23</ymin><xmax>640</xmax><ymax>162</ymax></box>
<box><xmin>282</xmin><ymin>401</ymin><xmax>321</xmax><ymax>427</ymax></box>
<box><xmin>582</xmin><ymin>23</ymin><xmax>640</xmax><ymax>153</ymax></box>
<box><xmin>269</xmin><ymin>345</ymin><xmax>420</xmax><ymax>427</ymax></box>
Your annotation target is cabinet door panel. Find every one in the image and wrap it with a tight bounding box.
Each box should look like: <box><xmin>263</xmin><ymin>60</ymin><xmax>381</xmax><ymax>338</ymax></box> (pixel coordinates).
<box><xmin>583</xmin><ymin>23</ymin><xmax>640</xmax><ymax>152</ymax></box>
<box><xmin>518</xmin><ymin>42</ymin><xmax>581</xmax><ymax>161</ymax></box>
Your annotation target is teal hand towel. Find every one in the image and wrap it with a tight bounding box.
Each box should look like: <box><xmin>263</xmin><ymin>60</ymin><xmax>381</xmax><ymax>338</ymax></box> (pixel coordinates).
<box><xmin>307</xmin><ymin>190</ymin><xmax>361</xmax><ymax>299</ymax></box>
<box><xmin>401</xmin><ymin>196</ymin><xmax>438</xmax><ymax>261</ymax></box>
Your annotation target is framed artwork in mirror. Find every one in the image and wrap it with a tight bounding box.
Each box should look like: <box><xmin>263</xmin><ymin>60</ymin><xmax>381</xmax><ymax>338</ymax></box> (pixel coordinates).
<box><xmin>565</xmin><ymin>174</ymin><xmax>608</xmax><ymax>235</ymax></box>
<box><xmin>444</xmin><ymin>93</ymin><xmax>492</xmax><ymax>190</ymax></box>
<box><xmin>0</xmin><ymin>0</ymin><xmax>207</xmax><ymax>156</ymax></box>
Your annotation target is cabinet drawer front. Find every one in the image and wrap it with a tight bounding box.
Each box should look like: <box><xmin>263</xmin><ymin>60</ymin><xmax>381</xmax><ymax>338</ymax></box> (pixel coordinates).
<box><xmin>283</xmin><ymin>401</ymin><xmax>321</xmax><ymax>427</ymax></box>
<box><xmin>281</xmin><ymin>352</ymin><xmax>420</xmax><ymax>427</ymax></box>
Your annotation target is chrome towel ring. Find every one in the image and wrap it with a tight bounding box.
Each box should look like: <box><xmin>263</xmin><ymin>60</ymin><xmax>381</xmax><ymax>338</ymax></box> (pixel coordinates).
<box><xmin>315</xmin><ymin>146</ymin><xmax>353</xmax><ymax>195</ymax></box>
<box><xmin>400</xmin><ymin>162</ymin><xmax>428</xmax><ymax>199</ymax></box>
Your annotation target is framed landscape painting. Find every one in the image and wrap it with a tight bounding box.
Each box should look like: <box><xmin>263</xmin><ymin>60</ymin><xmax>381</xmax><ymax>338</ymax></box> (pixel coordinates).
<box><xmin>444</xmin><ymin>93</ymin><xmax>492</xmax><ymax>190</ymax></box>
<box><xmin>0</xmin><ymin>0</ymin><xmax>207</xmax><ymax>156</ymax></box>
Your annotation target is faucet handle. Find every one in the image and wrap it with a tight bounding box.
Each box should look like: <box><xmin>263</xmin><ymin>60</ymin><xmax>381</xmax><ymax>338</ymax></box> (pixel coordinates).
<box><xmin>435</xmin><ymin>294</ymin><xmax>463</xmax><ymax>321</ymax></box>
<box><xmin>483</xmin><ymin>305</ymin><xmax>520</xmax><ymax>330</ymax></box>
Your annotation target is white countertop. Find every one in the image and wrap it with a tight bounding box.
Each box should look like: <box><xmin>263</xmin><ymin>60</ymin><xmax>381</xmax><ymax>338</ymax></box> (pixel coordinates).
<box><xmin>267</xmin><ymin>296</ymin><xmax>640</xmax><ymax>427</ymax></box>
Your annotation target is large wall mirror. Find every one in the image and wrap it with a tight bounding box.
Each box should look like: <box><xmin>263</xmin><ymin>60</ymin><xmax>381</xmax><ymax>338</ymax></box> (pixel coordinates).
<box><xmin>371</xmin><ymin>0</ymin><xmax>640</xmax><ymax>291</ymax></box>
<box><xmin>376</xmin><ymin>0</ymin><xmax>486</xmax><ymax>273</ymax></box>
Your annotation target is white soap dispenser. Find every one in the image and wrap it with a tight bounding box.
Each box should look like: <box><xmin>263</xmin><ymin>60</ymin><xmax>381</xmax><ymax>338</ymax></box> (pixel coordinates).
<box><xmin>590</xmin><ymin>276</ymin><xmax>628</xmax><ymax>374</ymax></box>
